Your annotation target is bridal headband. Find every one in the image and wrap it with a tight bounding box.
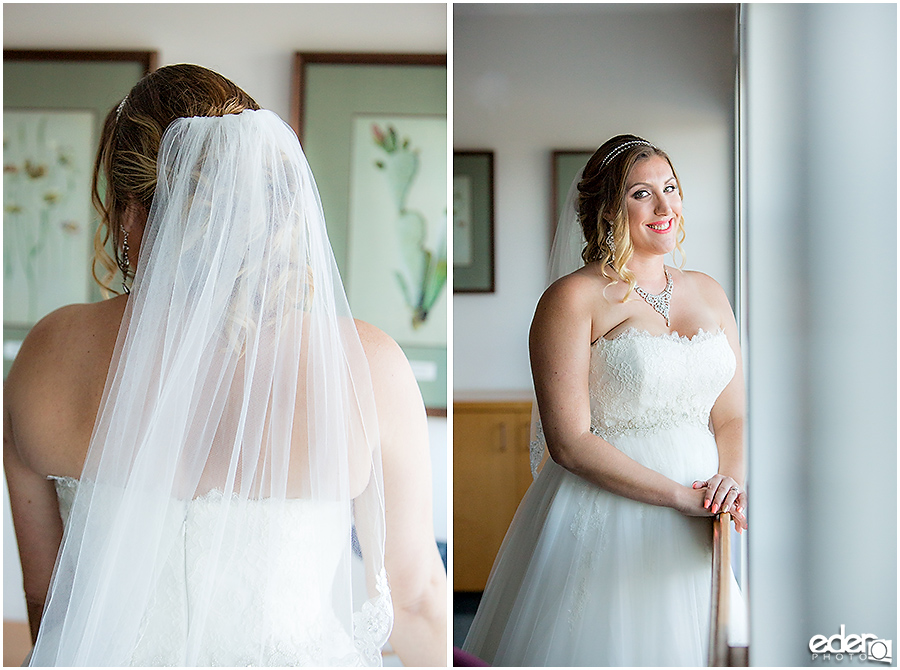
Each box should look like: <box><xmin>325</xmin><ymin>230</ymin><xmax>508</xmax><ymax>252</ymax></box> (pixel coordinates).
<box><xmin>599</xmin><ymin>139</ymin><xmax>654</xmax><ymax>170</ymax></box>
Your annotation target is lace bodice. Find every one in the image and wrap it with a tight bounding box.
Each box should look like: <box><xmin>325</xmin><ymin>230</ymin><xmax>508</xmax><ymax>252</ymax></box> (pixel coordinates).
<box><xmin>589</xmin><ymin>328</ymin><xmax>735</xmax><ymax>437</ymax></box>
<box><xmin>50</xmin><ymin>477</ymin><xmax>391</xmax><ymax>666</ymax></box>
<box><xmin>531</xmin><ymin>329</ymin><xmax>736</xmax><ymax>475</ymax></box>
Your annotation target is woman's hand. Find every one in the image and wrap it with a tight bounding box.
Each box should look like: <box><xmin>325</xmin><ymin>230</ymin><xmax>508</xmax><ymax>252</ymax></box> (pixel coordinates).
<box><xmin>692</xmin><ymin>475</ymin><xmax>748</xmax><ymax>533</ymax></box>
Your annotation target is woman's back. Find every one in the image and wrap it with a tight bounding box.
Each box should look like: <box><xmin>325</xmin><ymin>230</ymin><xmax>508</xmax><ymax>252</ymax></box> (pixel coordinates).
<box><xmin>6</xmin><ymin>297</ymin><xmax>388</xmax><ymax>665</ymax></box>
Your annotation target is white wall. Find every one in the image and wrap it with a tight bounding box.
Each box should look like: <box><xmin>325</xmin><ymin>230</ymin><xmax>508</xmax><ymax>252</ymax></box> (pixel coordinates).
<box><xmin>453</xmin><ymin>4</ymin><xmax>737</xmax><ymax>392</ymax></box>
<box><xmin>744</xmin><ymin>4</ymin><xmax>897</xmax><ymax>664</ymax></box>
<box><xmin>3</xmin><ymin>2</ymin><xmax>448</xmax><ymax>622</ymax></box>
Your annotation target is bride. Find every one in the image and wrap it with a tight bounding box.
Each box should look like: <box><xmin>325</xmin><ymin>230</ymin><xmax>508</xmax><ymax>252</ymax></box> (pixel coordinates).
<box><xmin>462</xmin><ymin>135</ymin><xmax>747</xmax><ymax>666</ymax></box>
<box><xmin>4</xmin><ymin>64</ymin><xmax>446</xmax><ymax>666</ymax></box>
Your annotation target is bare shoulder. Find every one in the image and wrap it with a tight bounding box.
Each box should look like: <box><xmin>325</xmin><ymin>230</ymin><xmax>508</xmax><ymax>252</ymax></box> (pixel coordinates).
<box><xmin>353</xmin><ymin>319</ymin><xmax>427</xmax><ymax>450</ymax></box>
<box><xmin>17</xmin><ymin>303</ymin><xmax>90</xmax><ymax>353</ymax></box>
<box><xmin>354</xmin><ymin>320</ymin><xmax>422</xmax><ymax>406</ymax></box>
<box><xmin>25</xmin><ymin>297</ymin><xmax>123</xmax><ymax>340</ymax></box>
<box><xmin>679</xmin><ymin>270</ymin><xmax>736</xmax><ymax>327</ymax></box>
<box><xmin>535</xmin><ymin>266</ymin><xmax>610</xmax><ymax>325</ymax></box>
<box><xmin>355</xmin><ymin>318</ymin><xmax>398</xmax><ymax>352</ymax></box>
<box><xmin>6</xmin><ymin>298</ymin><xmax>125</xmax><ymax>476</ymax></box>
<box><xmin>10</xmin><ymin>303</ymin><xmax>101</xmax><ymax>388</ymax></box>
<box><xmin>681</xmin><ymin>270</ymin><xmax>731</xmax><ymax>304</ymax></box>
<box><xmin>541</xmin><ymin>266</ymin><xmax>608</xmax><ymax>308</ymax></box>
<box><xmin>9</xmin><ymin>299</ymin><xmax>124</xmax><ymax>379</ymax></box>
<box><xmin>681</xmin><ymin>269</ymin><xmax>723</xmax><ymax>290</ymax></box>
<box><xmin>354</xmin><ymin>319</ymin><xmax>413</xmax><ymax>379</ymax></box>
<box><xmin>532</xmin><ymin>265</ymin><xmax>619</xmax><ymax>345</ymax></box>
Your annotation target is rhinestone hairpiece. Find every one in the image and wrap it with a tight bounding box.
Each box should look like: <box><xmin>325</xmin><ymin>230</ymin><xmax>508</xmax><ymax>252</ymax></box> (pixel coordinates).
<box><xmin>599</xmin><ymin>140</ymin><xmax>653</xmax><ymax>170</ymax></box>
<box><xmin>116</xmin><ymin>96</ymin><xmax>128</xmax><ymax>120</ymax></box>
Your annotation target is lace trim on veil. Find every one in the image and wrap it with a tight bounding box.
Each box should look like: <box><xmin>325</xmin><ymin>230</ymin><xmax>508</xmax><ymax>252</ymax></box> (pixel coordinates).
<box><xmin>352</xmin><ymin>569</ymin><xmax>393</xmax><ymax>665</ymax></box>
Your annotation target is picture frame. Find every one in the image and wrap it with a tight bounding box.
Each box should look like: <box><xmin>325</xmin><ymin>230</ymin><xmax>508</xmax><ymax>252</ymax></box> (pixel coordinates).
<box><xmin>3</xmin><ymin>50</ymin><xmax>157</xmax><ymax>378</ymax></box>
<box><xmin>293</xmin><ymin>52</ymin><xmax>448</xmax><ymax>414</ymax></box>
<box><xmin>453</xmin><ymin>151</ymin><xmax>495</xmax><ymax>293</ymax></box>
<box><xmin>551</xmin><ymin>149</ymin><xmax>594</xmax><ymax>245</ymax></box>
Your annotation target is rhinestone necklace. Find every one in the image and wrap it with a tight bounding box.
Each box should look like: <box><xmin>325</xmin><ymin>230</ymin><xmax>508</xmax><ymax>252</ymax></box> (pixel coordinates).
<box><xmin>634</xmin><ymin>268</ymin><xmax>673</xmax><ymax>326</ymax></box>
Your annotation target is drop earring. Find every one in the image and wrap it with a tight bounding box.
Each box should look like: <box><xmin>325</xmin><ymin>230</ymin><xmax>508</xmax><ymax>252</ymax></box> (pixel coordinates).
<box><xmin>119</xmin><ymin>228</ymin><xmax>131</xmax><ymax>295</ymax></box>
<box><xmin>605</xmin><ymin>225</ymin><xmax>616</xmax><ymax>262</ymax></box>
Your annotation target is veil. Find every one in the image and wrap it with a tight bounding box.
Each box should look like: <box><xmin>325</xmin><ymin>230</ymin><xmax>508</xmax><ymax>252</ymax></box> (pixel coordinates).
<box><xmin>29</xmin><ymin>110</ymin><xmax>392</xmax><ymax>665</ymax></box>
<box><xmin>529</xmin><ymin>167</ymin><xmax>587</xmax><ymax>477</ymax></box>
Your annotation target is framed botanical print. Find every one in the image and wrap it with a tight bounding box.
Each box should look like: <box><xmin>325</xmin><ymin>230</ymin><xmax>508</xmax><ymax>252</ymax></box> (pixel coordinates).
<box><xmin>293</xmin><ymin>52</ymin><xmax>448</xmax><ymax>413</ymax></box>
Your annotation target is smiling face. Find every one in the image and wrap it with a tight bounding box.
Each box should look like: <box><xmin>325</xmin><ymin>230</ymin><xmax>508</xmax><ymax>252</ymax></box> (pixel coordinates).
<box><xmin>619</xmin><ymin>155</ymin><xmax>682</xmax><ymax>259</ymax></box>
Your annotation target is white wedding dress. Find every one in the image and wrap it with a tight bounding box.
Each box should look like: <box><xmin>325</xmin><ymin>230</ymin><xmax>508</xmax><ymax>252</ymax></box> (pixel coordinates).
<box><xmin>50</xmin><ymin>477</ymin><xmax>387</xmax><ymax>666</ymax></box>
<box><xmin>463</xmin><ymin>328</ymin><xmax>744</xmax><ymax>666</ymax></box>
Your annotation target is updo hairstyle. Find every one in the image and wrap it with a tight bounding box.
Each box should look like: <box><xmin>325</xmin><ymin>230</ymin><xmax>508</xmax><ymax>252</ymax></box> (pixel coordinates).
<box><xmin>91</xmin><ymin>64</ymin><xmax>260</xmax><ymax>294</ymax></box>
<box><xmin>577</xmin><ymin>134</ymin><xmax>685</xmax><ymax>300</ymax></box>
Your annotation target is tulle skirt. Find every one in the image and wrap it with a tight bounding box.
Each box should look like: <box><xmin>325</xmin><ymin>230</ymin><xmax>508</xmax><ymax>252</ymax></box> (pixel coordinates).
<box><xmin>462</xmin><ymin>424</ymin><xmax>743</xmax><ymax>667</ymax></box>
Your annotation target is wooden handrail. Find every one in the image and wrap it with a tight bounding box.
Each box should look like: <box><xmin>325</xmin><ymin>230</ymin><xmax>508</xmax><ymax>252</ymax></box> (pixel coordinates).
<box><xmin>709</xmin><ymin>512</ymin><xmax>748</xmax><ymax>666</ymax></box>
<box><xmin>709</xmin><ymin>512</ymin><xmax>731</xmax><ymax>665</ymax></box>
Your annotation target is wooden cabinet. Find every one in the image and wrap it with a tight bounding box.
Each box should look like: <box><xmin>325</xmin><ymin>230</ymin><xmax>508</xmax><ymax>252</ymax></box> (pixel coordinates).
<box><xmin>453</xmin><ymin>396</ymin><xmax>534</xmax><ymax>591</ymax></box>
